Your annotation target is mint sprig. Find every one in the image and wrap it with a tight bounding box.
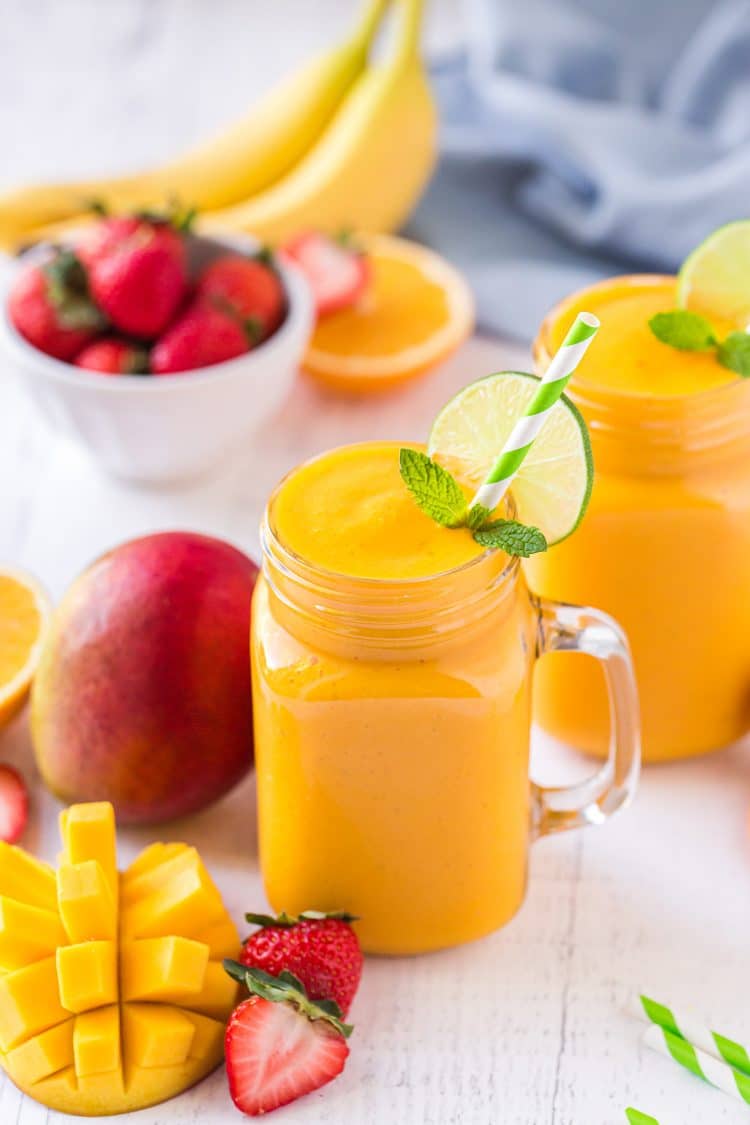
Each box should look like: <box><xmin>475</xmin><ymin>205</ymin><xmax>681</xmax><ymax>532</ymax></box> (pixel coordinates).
<box><xmin>474</xmin><ymin>520</ymin><xmax>547</xmax><ymax>557</ymax></box>
<box><xmin>398</xmin><ymin>449</ymin><xmax>467</xmax><ymax>528</ymax></box>
<box><xmin>648</xmin><ymin>309</ymin><xmax>750</xmax><ymax>376</ymax></box>
<box><xmin>649</xmin><ymin>311</ymin><xmax>716</xmax><ymax>351</ymax></box>
<box><xmin>398</xmin><ymin>449</ymin><xmax>546</xmax><ymax>558</ymax></box>
<box><xmin>717</xmin><ymin>331</ymin><xmax>750</xmax><ymax>377</ymax></box>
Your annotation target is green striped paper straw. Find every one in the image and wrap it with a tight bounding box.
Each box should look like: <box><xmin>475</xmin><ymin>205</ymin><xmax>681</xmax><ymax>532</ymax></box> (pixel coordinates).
<box><xmin>635</xmin><ymin>994</ymin><xmax>750</xmax><ymax>1076</ymax></box>
<box><xmin>626</xmin><ymin>1111</ymin><xmax>660</xmax><ymax>1125</ymax></box>
<box><xmin>470</xmin><ymin>311</ymin><xmax>599</xmax><ymax>512</ymax></box>
<box><xmin>642</xmin><ymin>1023</ymin><xmax>750</xmax><ymax>1106</ymax></box>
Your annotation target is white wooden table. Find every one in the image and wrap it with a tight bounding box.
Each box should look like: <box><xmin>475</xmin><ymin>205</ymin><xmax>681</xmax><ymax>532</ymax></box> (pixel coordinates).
<box><xmin>1</xmin><ymin>4</ymin><xmax>749</xmax><ymax>1122</ymax></box>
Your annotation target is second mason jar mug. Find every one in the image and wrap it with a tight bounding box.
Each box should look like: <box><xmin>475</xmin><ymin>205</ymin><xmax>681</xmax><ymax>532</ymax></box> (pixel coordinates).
<box><xmin>251</xmin><ymin>447</ymin><xmax>640</xmax><ymax>956</ymax></box>
<box><xmin>529</xmin><ymin>276</ymin><xmax>750</xmax><ymax>763</ymax></box>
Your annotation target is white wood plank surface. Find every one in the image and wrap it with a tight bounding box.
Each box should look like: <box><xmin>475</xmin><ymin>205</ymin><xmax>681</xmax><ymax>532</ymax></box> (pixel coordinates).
<box><xmin>1</xmin><ymin>4</ymin><xmax>749</xmax><ymax>1123</ymax></box>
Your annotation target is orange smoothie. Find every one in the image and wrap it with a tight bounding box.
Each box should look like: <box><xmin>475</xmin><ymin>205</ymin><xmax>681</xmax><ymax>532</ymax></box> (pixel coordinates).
<box><xmin>251</xmin><ymin>443</ymin><xmax>640</xmax><ymax>954</ymax></box>
<box><xmin>529</xmin><ymin>275</ymin><xmax>750</xmax><ymax>761</ymax></box>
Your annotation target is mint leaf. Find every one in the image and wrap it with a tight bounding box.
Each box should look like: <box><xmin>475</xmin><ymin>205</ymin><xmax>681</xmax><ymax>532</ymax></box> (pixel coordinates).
<box><xmin>473</xmin><ymin>519</ymin><xmax>547</xmax><ymax>557</ymax></box>
<box><xmin>399</xmin><ymin>449</ymin><xmax>467</xmax><ymax>528</ymax></box>
<box><xmin>649</xmin><ymin>310</ymin><xmax>717</xmax><ymax>351</ymax></box>
<box><xmin>718</xmin><ymin>331</ymin><xmax>750</xmax><ymax>377</ymax></box>
<box><xmin>466</xmin><ymin>503</ymin><xmax>492</xmax><ymax>530</ymax></box>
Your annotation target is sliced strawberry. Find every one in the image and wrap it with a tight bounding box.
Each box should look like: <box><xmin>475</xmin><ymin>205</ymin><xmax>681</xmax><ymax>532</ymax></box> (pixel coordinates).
<box><xmin>224</xmin><ymin>964</ymin><xmax>351</xmax><ymax>1117</ymax></box>
<box><xmin>280</xmin><ymin>233</ymin><xmax>370</xmax><ymax>317</ymax></box>
<box><xmin>0</xmin><ymin>766</ymin><xmax>29</xmax><ymax>844</ymax></box>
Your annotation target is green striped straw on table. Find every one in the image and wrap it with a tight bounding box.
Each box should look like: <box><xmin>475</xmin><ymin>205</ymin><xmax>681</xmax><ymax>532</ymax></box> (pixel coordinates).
<box><xmin>470</xmin><ymin>311</ymin><xmax>600</xmax><ymax>512</ymax></box>
<box><xmin>635</xmin><ymin>994</ymin><xmax>750</xmax><ymax>1107</ymax></box>
<box><xmin>642</xmin><ymin>1024</ymin><xmax>750</xmax><ymax>1105</ymax></box>
<box><xmin>636</xmin><ymin>994</ymin><xmax>750</xmax><ymax>1075</ymax></box>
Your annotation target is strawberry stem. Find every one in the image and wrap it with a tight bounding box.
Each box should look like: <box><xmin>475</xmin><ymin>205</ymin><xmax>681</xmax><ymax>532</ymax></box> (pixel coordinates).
<box><xmin>43</xmin><ymin>249</ymin><xmax>107</xmax><ymax>331</ymax></box>
<box><xmin>223</xmin><ymin>960</ymin><xmax>354</xmax><ymax>1038</ymax></box>
<box><xmin>244</xmin><ymin>909</ymin><xmax>359</xmax><ymax>929</ymax></box>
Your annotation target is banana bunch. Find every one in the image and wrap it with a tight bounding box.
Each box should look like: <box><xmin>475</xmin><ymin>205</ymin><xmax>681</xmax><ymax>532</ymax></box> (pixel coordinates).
<box><xmin>0</xmin><ymin>0</ymin><xmax>437</xmax><ymax>252</ymax></box>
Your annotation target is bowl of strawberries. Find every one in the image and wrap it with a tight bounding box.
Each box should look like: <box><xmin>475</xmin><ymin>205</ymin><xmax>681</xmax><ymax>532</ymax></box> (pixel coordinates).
<box><xmin>1</xmin><ymin>211</ymin><xmax>314</xmax><ymax>484</ymax></box>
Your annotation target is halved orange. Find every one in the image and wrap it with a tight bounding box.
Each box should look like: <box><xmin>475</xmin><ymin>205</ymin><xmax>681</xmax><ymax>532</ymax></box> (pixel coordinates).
<box><xmin>301</xmin><ymin>234</ymin><xmax>475</xmax><ymax>393</ymax></box>
<box><xmin>0</xmin><ymin>569</ymin><xmax>51</xmax><ymax>728</ymax></box>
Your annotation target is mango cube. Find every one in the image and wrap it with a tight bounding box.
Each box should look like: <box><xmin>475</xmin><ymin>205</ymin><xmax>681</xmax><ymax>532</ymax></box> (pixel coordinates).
<box><xmin>192</xmin><ymin>916</ymin><xmax>242</xmax><ymax>960</ymax></box>
<box><xmin>0</xmin><ymin>843</ymin><xmax>56</xmax><ymax>911</ymax></box>
<box><xmin>57</xmin><ymin>940</ymin><xmax>118</xmax><ymax>1013</ymax></box>
<box><xmin>57</xmin><ymin>860</ymin><xmax>117</xmax><ymax>942</ymax></box>
<box><xmin>0</xmin><ymin>802</ymin><xmax>237</xmax><ymax>1115</ymax></box>
<box><xmin>121</xmin><ymin>843</ymin><xmax>191</xmax><ymax>905</ymax></box>
<box><xmin>185</xmin><ymin>960</ymin><xmax>241</xmax><ymax>1019</ymax></box>
<box><xmin>121</xmin><ymin>847</ymin><xmax>198</xmax><ymax>907</ymax></box>
<box><xmin>0</xmin><ymin>897</ymin><xmax>67</xmax><ymax>971</ymax></box>
<box><xmin>60</xmin><ymin>803</ymin><xmax>117</xmax><ymax>902</ymax></box>
<box><xmin>0</xmin><ymin>957</ymin><xmax>68</xmax><ymax>1051</ymax></box>
<box><xmin>121</xmin><ymin>936</ymin><xmax>208</xmax><ymax>1002</ymax></box>
<box><xmin>123</xmin><ymin>859</ymin><xmax>226</xmax><ymax>940</ymax></box>
<box><xmin>184</xmin><ymin>1010</ymin><xmax>226</xmax><ymax>1062</ymax></box>
<box><xmin>4</xmin><ymin>1020</ymin><xmax>74</xmax><ymax>1085</ymax></box>
<box><xmin>78</xmin><ymin>1066</ymin><xmax>125</xmax><ymax>1099</ymax></box>
<box><xmin>73</xmin><ymin>1005</ymin><xmax>121</xmax><ymax>1077</ymax></box>
<box><xmin>30</xmin><ymin>1064</ymin><xmax>78</xmax><ymax>1105</ymax></box>
<box><xmin>123</xmin><ymin>1003</ymin><xmax>196</xmax><ymax>1068</ymax></box>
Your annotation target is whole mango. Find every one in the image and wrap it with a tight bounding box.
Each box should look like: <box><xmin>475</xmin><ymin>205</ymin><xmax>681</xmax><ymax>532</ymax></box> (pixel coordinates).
<box><xmin>31</xmin><ymin>532</ymin><xmax>257</xmax><ymax>823</ymax></box>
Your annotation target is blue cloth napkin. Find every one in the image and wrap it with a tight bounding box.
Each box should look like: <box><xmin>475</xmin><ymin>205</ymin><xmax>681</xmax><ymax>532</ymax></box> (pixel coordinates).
<box><xmin>416</xmin><ymin>0</ymin><xmax>750</xmax><ymax>341</ymax></box>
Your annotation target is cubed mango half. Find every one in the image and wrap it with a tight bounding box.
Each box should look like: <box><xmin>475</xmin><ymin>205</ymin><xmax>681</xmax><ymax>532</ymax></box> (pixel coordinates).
<box><xmin>0</xmin><ymin>802</ymin><xmax>237</xmax><ymax>1115</ymax></box>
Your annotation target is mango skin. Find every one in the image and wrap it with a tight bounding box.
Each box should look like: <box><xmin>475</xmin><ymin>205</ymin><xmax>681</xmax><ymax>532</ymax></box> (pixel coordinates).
<box><xmin>31</xmin><ymin>533</ymin><xmax>258</xmax><ymax>824</ymax></box>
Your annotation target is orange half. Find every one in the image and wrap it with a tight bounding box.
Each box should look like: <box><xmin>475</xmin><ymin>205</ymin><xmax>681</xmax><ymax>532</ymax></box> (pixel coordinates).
<box><xmin>0</xmin><ymin>569</ymin><xmax>51</xmax><ymax>728</ymax></box>
<box><xmin>302</xmin><ymin>234</ymin><xmax>475</xmax><ymax>393</ymax></box>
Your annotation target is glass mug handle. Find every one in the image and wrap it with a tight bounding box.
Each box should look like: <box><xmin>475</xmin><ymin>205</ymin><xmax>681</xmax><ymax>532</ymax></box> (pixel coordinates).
<box><xmin>530</xmin><ymin>596</ymin><xmax>641</xmax><ymax>837</ymax></box>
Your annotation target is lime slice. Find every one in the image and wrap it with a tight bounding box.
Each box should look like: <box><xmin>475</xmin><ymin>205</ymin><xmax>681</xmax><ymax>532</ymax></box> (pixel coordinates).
<box><xmin>677</xmin><ymin>220</ymin><xmax>750</xmax><ymax>328</ymax></box>
<box><xmin>427</xmin><ymin>371</ymin><xmax>593</xmax><ymax>545</ymax></box>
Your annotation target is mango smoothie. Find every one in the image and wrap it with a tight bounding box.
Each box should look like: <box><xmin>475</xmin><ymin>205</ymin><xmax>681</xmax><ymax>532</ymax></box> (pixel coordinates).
<box><xmin>251</xmin><ymin>442</ymin><xmax>639</xmax><ymax>954</ymax></box>
<box><xmin>252</xmin><ymin>443</ymin><xmax>533</xmax><ymax>954</ymax></box>
<box><xmin>529</xmin><ymin>275</ymin><xmax>750</xmax><ymax>761</ymax></box>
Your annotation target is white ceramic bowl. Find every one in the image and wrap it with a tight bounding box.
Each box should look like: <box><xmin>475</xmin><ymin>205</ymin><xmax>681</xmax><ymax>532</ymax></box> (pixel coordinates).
<box><xmin>0</xmin><ymin>233</ymin><xmax>314</xmax><ymax>485</ymax></box>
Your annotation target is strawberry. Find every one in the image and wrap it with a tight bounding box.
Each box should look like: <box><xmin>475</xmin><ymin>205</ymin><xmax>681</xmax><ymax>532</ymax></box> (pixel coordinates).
<box><xmin>240</xmin><ymin>910</ymin><xmax>362</xmax><ymax>1017</ymax></box>
<box><xmin>196</xmin><ymin>253</ymin><xmax>286</xmax><ymax>342</ymax></box>
<box><xmin>223</xmin><ymin>964</ymin><xmax>351</xmax><ymax>1117</ymax></box>
<box><xmin>280</xmin><ymin>232</ymin><xmax>370</xmax><ymax>317</ymax></box>
<box><xmin>75</xmin><ymin>337</ymin><xmax>149</xmax><ymax>375</ymax></box>
<box><xmin>76</xmin><ymin>215</ymin><xmax>188</xmax><ymax>338</ymax></box>
<box><xmin>0</xmin><ymin>765</ymin><xmax>29</xmax><ymax>844</ymax></box>
<box><xmin>8</xmin><ymin>249</ymin><xmax>105</xmax><ymax>361</ymax></box>
<box><xmin>150</xmin><ymin>298</ymin><xmax>252</xmax><ymax>374</ymax></box>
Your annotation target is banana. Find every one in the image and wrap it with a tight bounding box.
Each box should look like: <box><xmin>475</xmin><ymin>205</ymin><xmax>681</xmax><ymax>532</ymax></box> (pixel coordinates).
<box><xmin>198</xmin><ymin>0</ymin><xmax>437</xmax><ymax>243</ymax></box>
<box><xmin>0</xmin><ymin>0</ymin><xmax>391</xmax><ymax>252</ymax></box>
